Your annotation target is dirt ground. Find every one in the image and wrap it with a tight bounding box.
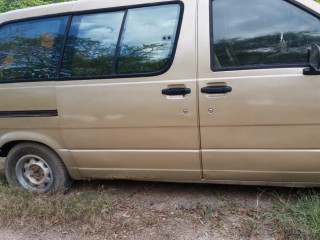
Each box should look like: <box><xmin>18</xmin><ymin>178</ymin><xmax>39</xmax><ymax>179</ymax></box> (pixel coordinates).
<box><xmin>0</xmin><ymin>158</ymin><xmax>288</xmax><ymax>240</ymax></box>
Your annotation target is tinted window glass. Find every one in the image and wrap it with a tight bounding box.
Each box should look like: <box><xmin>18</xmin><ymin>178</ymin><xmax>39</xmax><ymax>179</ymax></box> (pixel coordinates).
<box><xmin>212</xmin><ymin>0</ymin><xmax>320</xmax><ymax>69</ymax></box>
<box><xmin>0</xmin><ymin>17</ymin><xmax>68</xmax><ymax>81</ymax></box>
<box><xmin>116</xmin><ymin>5</ymin><xmax>180</xmax><ymax>74</ymax></box>
<box><xmin>60</xmin><ymin>12</ymin><xmax>124</xmax><ymax>77</ymax></box>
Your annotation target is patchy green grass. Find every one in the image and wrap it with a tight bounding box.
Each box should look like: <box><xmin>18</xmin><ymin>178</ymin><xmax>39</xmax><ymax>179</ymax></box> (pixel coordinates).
<box><xmin>266</xmin><ymin>190</ymin><xmax>320</xmax><ymax>240</ymax></box>
<box><xmin>1</xmin><ymin>159</ymin><xmax>320</xmax><ymax>239</ymax></box>
<box><xmin>0</xmin><ymin>162</ymin><xmax>113</xmax><ymax>234</ymax></box>
<box><xmin>192</xmin><ymin>188</ymin><xmax>320</xmax><ymax>239</ymax></box>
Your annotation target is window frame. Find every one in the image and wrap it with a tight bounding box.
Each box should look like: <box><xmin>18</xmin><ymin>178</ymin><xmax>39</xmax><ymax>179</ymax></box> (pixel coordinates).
<box><xmin>209</xmin><ymin>0</ymin><xmax>320</xmax><ymax>72</ymax></box>
<box><xmin>0</xmin><ymin>1</ymin><xmax>184</xmax><ymax>84</ymax></box>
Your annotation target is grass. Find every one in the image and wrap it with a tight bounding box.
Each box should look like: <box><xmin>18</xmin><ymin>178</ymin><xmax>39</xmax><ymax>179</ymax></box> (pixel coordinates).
<box><xmin>0</xmin><ymin>161</ymin><xmax>113</xmax><ymax>235</ymax></box>
<box><xmin>193</xmin><ymin>188</ymin><xmax>320</xmax><ymax>239</ymax></box>
<box><xmin>266</xmin><ymin>190</ymin><xmax>320</xmax><ymax>240</ymax></box>
<box><xmin>1</xmin><ymin>159</ymin><xmax>320</xmax><ymax>239</ymax></box>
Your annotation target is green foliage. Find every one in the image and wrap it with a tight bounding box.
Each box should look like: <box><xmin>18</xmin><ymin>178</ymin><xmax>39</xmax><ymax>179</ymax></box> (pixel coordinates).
<box><xmin>0</xmin><ymin>0</ymin><xmax>72</xmax><ymax>13</ymax></box>
<box><xmin>0</xmin><ymin>0</ymin><xmax>5</xmax><ymax>13</ymax></box>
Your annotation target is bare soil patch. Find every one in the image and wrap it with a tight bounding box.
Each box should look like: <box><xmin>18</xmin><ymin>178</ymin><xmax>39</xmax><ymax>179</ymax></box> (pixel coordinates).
<box><xmin>0</xmin><ymin>158</ymin><xmax>315</xmax><ymax>239</ymax></box>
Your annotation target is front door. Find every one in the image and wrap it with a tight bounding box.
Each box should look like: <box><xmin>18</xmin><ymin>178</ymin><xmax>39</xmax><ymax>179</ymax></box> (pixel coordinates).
<box><xmin>198</xmin><ymin>0</ymin><xmax>320</xmax><ymax>184</ymax></box>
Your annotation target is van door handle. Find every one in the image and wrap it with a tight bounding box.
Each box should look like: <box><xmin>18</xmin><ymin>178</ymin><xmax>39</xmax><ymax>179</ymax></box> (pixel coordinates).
<box><xmin>162</xmin><ymin>87</ymin><xmax>191</xmax><ymax>96</ymax></box>
<box><xmin>201</xmin><ymin>86</ymin><xmax>232</xmax><ymax>94</ymax></box>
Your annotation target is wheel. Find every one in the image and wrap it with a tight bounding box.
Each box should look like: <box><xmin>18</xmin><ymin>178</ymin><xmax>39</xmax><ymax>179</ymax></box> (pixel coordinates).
<box><xmin>5</xmin><ymin>143</ymin><xmax>71</xmax><ymax>193</ymax></box>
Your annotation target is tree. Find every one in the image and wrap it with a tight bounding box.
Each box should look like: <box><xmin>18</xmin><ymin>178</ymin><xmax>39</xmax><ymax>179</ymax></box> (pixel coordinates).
<box><xmin>0</xmin><ymin>0</ymin><xmax>71</xmax><ymax>13</ymax></box>
<box><xmin>0</xmin><ymin>0</ymin><xmax>5</xmax><ymax>13</ymax></box>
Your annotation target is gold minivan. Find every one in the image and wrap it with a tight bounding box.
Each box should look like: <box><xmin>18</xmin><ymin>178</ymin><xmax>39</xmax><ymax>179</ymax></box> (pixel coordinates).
<box><xmin>1</xmin><ymin>0</ymin><xmax>320</xmax><ymax>192</ymax></box>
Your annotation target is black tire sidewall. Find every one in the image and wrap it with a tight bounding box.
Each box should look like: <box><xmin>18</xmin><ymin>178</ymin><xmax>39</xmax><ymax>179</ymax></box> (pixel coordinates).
<box><xmin>5</xmin><ymin>143</ymin><xmax>70</xmax><ymax>192</ymax></box>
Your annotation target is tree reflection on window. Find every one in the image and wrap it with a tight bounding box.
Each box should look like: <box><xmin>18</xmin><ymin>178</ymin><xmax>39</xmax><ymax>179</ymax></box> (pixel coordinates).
<box><xmin>0</xmin><ymin>4</ymin><xmax>181</xmax><ymax>81</ymax></box>
<box><xmin>0</xmin><ymin>17</ymin><xmax>68</xmax><ymax>81</ymax></box>
<box><xmin>60</xmin><ymin>12</ymin><xmax>124</xmax><ymax>77</ymax></box>
<box><xmin>116</xmin><ymin>5</ymin><xmax>180</xmax><ymax>74</ymax></box>
<box><xmin>212</xmin><ymin>0</ymin><xmax>320</xmax><ymax>69</ymax></box>
<box><xmin>61</xmin><ymin>4</ymin><xmax>180</xmax><ymax>77</ymax></box>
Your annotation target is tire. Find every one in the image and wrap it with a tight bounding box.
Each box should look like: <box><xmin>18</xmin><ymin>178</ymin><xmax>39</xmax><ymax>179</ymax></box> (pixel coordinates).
<box><xmin>5</xmin><ymin>143</ymin><xmax>71</xmax><ymax>193</ymax></box>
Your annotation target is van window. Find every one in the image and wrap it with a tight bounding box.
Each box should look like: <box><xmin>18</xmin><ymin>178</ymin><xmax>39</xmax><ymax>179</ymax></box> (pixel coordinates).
<box><xmin>211</xmin><ymin>0</ymin><xmax>320</xmax><ymax>69</ymax></box>
<box><xmin>0</xmin><ymin>17</ymin><xmax>68</xmax><ymax>81</ymax></box>
<box><xmin>60</xmin><ymin>11</ymin><xmax>125</xmax><ymax>77</ymax></box>
<box><xmin>116</xmin><ymin>5</ymin><xmax>180</xmax><ymax>74</ymax></box>
<box><xmin>61</xmin><ymin>4</ymin><xmax>181</xmax><ymax>77</ymax></box>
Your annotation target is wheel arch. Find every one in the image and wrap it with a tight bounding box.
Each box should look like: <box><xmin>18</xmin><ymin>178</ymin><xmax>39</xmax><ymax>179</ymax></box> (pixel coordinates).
<box><xmin>0</xmin><ymin>131</ymin><xmax>82</xmax><ymax>180</ymax></box>
<box><xmin>0</xmin><ymin>131</ymin><xmax>62</xmax><ymax>157</ymax></box>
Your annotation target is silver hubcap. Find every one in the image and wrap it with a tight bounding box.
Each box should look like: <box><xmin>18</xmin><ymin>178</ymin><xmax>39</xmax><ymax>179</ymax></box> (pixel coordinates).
<box><xmin>15</xmin><ymin>155</ymin><xmax>53</xmax><ymax>192</ymax></box>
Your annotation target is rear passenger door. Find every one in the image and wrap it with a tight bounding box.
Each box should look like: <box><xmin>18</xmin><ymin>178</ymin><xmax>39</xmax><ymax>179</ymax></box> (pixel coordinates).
<box><xmin>198</xmin><ymin>0</ymin><xmax>320</xmax><ymax>184</ymax></box>
<box><xmin>56</xmin><ymin>1</ymin><xmax>201</xmax><ymax>180</ymax></box>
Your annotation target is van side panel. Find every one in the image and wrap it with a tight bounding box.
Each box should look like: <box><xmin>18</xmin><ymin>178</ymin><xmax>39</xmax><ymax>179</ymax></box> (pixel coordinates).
<box><xmin>56</xmin><ymin>0</ymin><xmax>201</xmax><ymax>181</ymax></box>
<box><xmin>0</xmin><ymin>82</ymin><xmax>82</xmax><ymax>178</ymax></box>
<box><xmin>198</xmin><ymin>0</ymin><xmax>320</xmax><ymax>184</ymax></box>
